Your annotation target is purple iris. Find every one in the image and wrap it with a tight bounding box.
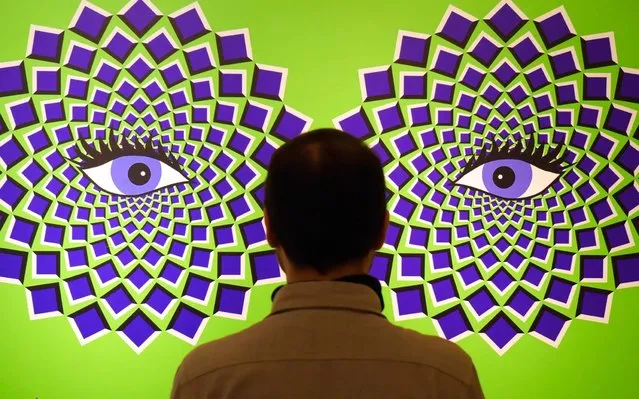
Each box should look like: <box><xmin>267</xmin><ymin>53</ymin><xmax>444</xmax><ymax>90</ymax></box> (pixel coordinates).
<box><xmin>111</xmin><ymin>155</ymin><xmax>162</xmax><ymax>196</ymax></box>
<box><xmin>481</xmin><ymin>159</ymin><xmax>532</xmax><ymax>199</ymax></box>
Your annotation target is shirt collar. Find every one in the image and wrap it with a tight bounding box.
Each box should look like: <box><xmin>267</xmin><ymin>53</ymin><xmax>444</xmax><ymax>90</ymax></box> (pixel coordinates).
<box><xmin>270</xmin><ymin>274</ymin><xmax>385</xmax><ymax>316</ymax></box>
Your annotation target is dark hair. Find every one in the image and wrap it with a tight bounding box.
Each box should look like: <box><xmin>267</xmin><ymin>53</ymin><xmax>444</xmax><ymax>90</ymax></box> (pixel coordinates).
<box><xmin>264</xmin><ymin>128</ymin><xmax>387</xmax><ymax>274</ymax></box>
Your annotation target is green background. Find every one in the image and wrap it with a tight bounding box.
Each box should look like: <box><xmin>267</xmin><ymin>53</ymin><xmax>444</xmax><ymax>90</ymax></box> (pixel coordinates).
<box><xmin>0</xmin><ymin>0</ymin><xmax>638</xmax><ymax>397</ymax></box>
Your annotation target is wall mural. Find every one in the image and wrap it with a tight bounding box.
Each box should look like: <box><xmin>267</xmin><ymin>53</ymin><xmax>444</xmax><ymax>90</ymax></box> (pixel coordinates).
<box><xmin>0</xmin><ymin>0</ymin><xmax>637</xmax><ymax>356</ymax></box>
<box><xmin>334</xmin><ymin>0</ymin><xmax>639</xmax><ymax>354</ymax></box>
<box><xmin>0</xmin><ymin>0</ymin><xmax>312</xmax><ymax>353</ymax></box>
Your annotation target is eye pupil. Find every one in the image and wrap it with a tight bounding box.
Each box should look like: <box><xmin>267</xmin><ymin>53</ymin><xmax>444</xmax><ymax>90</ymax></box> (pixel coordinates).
<box><xmin>128</xmin><ymin>163</ymin><xmax>152</xmax><ymax>186</ymax></box>
<box><xmin>492</xmin><ymin>166</ymin><xmax>515</xmax><ymax>189</ymax></box>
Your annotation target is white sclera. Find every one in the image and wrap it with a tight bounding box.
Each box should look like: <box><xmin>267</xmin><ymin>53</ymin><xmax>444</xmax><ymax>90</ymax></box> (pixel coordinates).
<box><xmin>82</xmin><ymin>160</ymin><xmax>188</xmax><ymax>196</ymax></box>
<box><xmin>455</xmin><ymin>163</ymin><xmax>560</xmax><ymax>199</ymax></box>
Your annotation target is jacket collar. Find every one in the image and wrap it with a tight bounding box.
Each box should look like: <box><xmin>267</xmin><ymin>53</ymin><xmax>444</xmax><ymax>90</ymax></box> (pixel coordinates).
<box><xmin>270</xmin><ymin>274</ymin><xmax>385</xmax><ymax>317</ymax></box>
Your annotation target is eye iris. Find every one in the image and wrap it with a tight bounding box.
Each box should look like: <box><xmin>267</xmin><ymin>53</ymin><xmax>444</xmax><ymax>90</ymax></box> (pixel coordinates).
<box><xmin>110</xmin><ymin>155</ymin><xmax>163</xmax><ymax>196</ymax></box>
<box><xmin>128</xmin><ymin>163</ymin><xmax>151</xmax><ymax>186</ymax></box>
<box><xmin>492</xmin><ymin>166</ymin><xmax>515</xmax><ymax>189</ymax></box>
<box><xmin>480</xmin><ymin>159</ymin><xmax>533</xmax><ymax>199</ymax></box>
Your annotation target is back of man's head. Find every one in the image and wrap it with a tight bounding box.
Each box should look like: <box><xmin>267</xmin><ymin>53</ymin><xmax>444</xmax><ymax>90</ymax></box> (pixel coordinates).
<box><xmin>264</xmin><ymin>128</ymin><xmax>387</xmax><ymax>275</ymax></box>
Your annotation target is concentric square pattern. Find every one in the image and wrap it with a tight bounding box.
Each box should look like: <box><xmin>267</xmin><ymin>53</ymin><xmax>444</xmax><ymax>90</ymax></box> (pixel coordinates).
<box><xmin>0</xmin><ymin>0</ymin><xmax>638</xmax><ymax>356</ymax></box>
<box><xmin>335</xmin><ymin>0</ymin><xmax>638</xmax><ymax>354</ymax></box>
<box><xmin>0</xmin><ymin>0</ymin><xmax>311</xmax><ymax>353</ymax></box>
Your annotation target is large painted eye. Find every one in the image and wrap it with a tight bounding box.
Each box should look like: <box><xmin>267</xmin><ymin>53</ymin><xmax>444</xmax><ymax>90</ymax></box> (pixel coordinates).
<box><xmin>455</xmin><ymin>159</ymin><xmax>561</xmax><ymax>199</ymax></box>
<box><xmin>82</xmin><ymin>155</ymin><xmax>188</xmax><ymax>196</ymax></box>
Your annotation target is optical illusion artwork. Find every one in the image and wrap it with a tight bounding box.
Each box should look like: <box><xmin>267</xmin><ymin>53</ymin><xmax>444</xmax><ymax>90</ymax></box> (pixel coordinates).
<box><xmin>334</xmin><ymin>0</ymin><xmax>638</xmax><ymax>354</ymax></box>
<box><xmin>0</xmin><ymin>0</ymin><xmax>312</xmax><ymax>353</ymax></box>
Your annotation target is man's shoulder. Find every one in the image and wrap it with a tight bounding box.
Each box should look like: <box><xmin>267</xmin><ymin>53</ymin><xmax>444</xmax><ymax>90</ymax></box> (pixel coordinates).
<box><xmin>176</xmin><ymin>322</ymin><xmax>263</xmax><ymax>383</ymax></box>
<box><xmin>384</xmin><ymin>323</ymin><xmax>477</xmax><ymax>384</ymax></box>
<box><xmin>176</xmin><ymin>315</ymin><xmax>476</xmax><ymax>387</ymax></box>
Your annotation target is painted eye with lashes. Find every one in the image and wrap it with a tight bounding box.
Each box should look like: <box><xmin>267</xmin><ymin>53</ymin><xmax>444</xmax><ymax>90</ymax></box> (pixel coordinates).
<box><xmin>75</xmin><ymin>134</ymin><xmax>189</xmax><ymax>197</ymax></box>
<box><xmin>454</xmin><ymin>141</ymin><xmax>567</xmax><ymax>200</ymax></box>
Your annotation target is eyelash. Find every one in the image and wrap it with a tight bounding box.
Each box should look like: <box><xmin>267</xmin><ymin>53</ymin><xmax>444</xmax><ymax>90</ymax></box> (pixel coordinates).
<box><xmin>75</xmin><ymin>134</ymin><xmax>183</xmax><ymax>172</ymax></box>
<box><xmin>462</xmin><ymin>139</ymin><xmax>568</xmax><ymax>175</ymax></box>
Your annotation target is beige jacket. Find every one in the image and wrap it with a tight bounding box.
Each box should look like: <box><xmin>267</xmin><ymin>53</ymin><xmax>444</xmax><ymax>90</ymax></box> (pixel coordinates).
<box><xmin>171</xmin><ymin>279</ymin><xmax>485</xmax><ymax>398</ymax></box>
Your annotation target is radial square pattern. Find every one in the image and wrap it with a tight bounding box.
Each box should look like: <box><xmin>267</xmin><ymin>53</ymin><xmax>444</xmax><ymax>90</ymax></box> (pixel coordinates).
<box><xmin>334</xmin><ymin>0</ymin><xmax>638</xmax><ymax>355</ymax></box>
<box><xmin>0</xmin><ymin>0</ymin><xmax>311</xmax><ymax>353</ymax></box>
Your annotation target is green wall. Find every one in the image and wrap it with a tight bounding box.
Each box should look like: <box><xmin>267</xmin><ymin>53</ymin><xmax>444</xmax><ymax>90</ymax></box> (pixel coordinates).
<box><xmin>0</xmin><ymin>0</ymin><xmax>637</xmax><ymax>398</ymax></box>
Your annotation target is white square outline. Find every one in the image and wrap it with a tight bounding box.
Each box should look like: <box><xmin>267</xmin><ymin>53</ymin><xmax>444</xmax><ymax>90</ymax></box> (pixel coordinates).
<box><xmin>214</xmin><ymin>287</ymin><xmax>251</xmax><ymax>321</ymax></box>
<box><xmin>215</xmin><ymin>28</ymin><xmax>253</xmax><ymax>60</ymax></box>
<box><xmin>576</xmin><ymin>292</ymin><xmax>613</xmax><ymax>323</ymax></box>
<box><xmin>394</xmin><ymin>30</ymin><xmax>430</xmax><ymax>64</ymax></box>
<box><xmin>581</xmin><ymin>32</ymin><xmax>618</xmax><ymax>64</ymax></box>
<box><xmin>25</xmin><ymin>287</ymin><xmax>63</xmax><ymax>320</ymax></box>
<box><xmin>398</xmin><ymin>70</ymin><xmax>426</xmax><ymax>99</ymax></box>
<box><xmin>390</xmin><ymin>288</ymin><xmax>427</xmax><ymax>322</ymax></box>
<box><xmin>429</xmin><ymin>45</ymin><xmax>462</xmax><ymax>73</ymax></box>
<box><xmin>63</xmin><ymin>40</ymin><xmax>96</xmax><ymax>70</ymax></box>
<box><xmin>183</xmin><ymin>42</ymin><xmax>217</xmax><ymax>69</ymax></box>
<box><xmin>255</xmin><ymin>63</ymin><xmax>288</xmax><ymax>100</ymax></box>
<box><xmin>183</xmin><ymin>278</ymin><xmax>216</xmax><ymax>307</ymax></box>
<box><xmin>26</xmin><ymin>25</ymin><xmax>63</xmax><ymax>58</ymax></box>
<box><xmin>529</xmin><ymin>319</ymin><xmax>572</xmax><ymax>349</ymax></box>
<box><xmin>167</xmin><ymin>316</ymin><xmax>210</xmax><ymax>346</ymax></box>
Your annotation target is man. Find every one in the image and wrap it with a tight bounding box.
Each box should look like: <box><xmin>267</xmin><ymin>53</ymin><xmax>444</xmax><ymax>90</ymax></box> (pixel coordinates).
<box><xmin>171</xmin><ymin>128</ymin><xmax>485</xmax><ymax>398</ymax></box>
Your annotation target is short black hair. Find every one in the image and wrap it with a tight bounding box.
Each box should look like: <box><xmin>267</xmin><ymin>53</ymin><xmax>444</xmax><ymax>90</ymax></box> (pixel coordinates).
<box><xmin>264</xmin><ymin>128</ymin><xmax>387</xmax><ymax>274</ymax></box>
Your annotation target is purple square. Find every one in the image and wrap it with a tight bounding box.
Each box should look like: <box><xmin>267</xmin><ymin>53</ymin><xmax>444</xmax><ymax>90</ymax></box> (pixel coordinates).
<box><xmin>437</xmin><ymin>10</ymin><xmax>476</xmax><ymax>47</ymax></box>
<box><xmin>396</xmin><ymin>33</ymin><xmax>429</xmax><ymax>66</ymax></box>
<box><xmin>241</xmin><ymin>103</ymin><xmax>269</xmax><ymax>131</ymax></box>
<box><xmin>252</xmin><ymin>66</ymin><xmax>285</xmax><ymax>100</ymax></box>
<box><xmin>394</xmin><ymin>286</ymin><xmax>425</xmax><ymax>316</ymax></box>
<box><xmin>216</xmin><ymin>32</ymin><xmax>251</xmax><ymax>65</ymax></box>
<box><xmin>160</xmin><ymin>63</ymin><xmax>185</xmax><ymax>87</ymax></box>
<box><xmin>435</xmin><ymin>307</ymin><xmax>470</xmax><ymax>340</ymax></box>
<box><xmin>337</xmin><ymin>108</ymin><xmax>374</xmax><ymax>139</ymax></box>
<box><xmin>470</xmin><ymin>35</ymin><xmax>500</xmax><ymax>67</ymax></box>
<box><xmin>145</xmin><ymin>32</ymin><xmax>177</xmax><ymax>63</ymax></box>
<box><xmin>215</xmin><ymin>285</ymin><xmax>248</xmax><ymax>315</ymax></box>
<box><xmin>432</xmin><ymin>48</ymin><xmax>461</xmax><ymax>77</ymax></box>
<box><xmin>613</xmin><ymin>254</ymin><xmax>639</xmax><ymax>287</ymax></box>
<box><xmin>66</xmin><ymin>274</ymin><xmax>94</xmax><ymax>301</ymax></box>
<box><xmin>8</xmin><ymin>100</ymin><xmax>38</xmax><ymax>129</ymax></box>
<box><xmin>581</xmin><ymin>36</ymin><xmax>616</xmax><ymax>68</ymax></box>
<box><xmin>185</xmin><ymin>275</ymin><xmax>213</xmax><ymax>301</ymax></box>
<box><xmin>486</xmin><ymin>1</ymin><xmax>525</xmax><ymax>40</ymax></box>
<box><xmin>29</xmin><ymin>285</ymin><xmax>62</xmax><ymax>315</ymax></box>
<box><xmin>219</xmin><ymin>71</ymin><xmax>245</xmax><ymax>97</ymax></box>
<box><xmin>549</xmin><ymin>50</ymin><xmax>580</xmax><ymax>78</ymax></box>
<box><xmin>28</xmin><ymin>28</ymin><xmax>63</xmax><ymax>61</ymax></box>
<box><xmin>104</xmin><ymin>31</ymin><xmax>135</xmax><ymax>62</ymax></box>
<box><xmin>121</xmin><ymin>0</ymin><xmax>161</xmax><ymax>36</ymax></box>
<box><xmin>535</xmin><ymin>11</ymin><xmax>575</xmax><ymax>48</ymax></box>
<box><xmin>34</xmin><ymin>68</ymin><xmax>61</xmax><ymax>94</ymax></box>
<box><xmin>169</xmin><ymin>305</ymin><xmax>206</xmax><ymax>339</ymax></box>
<box><xmin>251</xmin><ymin>252</ymin><xmax>281</xmax><ymax>282</ymax></box>
<box><xmin>70</xmin><ymin>306</ymin><xmax>108</xmax><ymax>340</ymax></box>
<box><xmin>184</xmin><ymin>46</ymin><xmax>215</xmax><ymax>74</ymax></box>
<box><xmin>525</xmin><ymin>67</ymin><xmax>550</xmax><ymax>90</ymax></box>
<box><xmin>508</xmin><ymin>289</ymin><xmax>536</xmax><ymax>317</ymax></box>
<box><xmin>401</xmin><ymin>73</ymin><xmax>426</xmax><ymax>98</ymax></box>
<box><xmin>71</xmin><ymin>4</ymin><xmax>110</xmax><ymax>43</ymax></box>
<box><xmin>483</xmin><ymin>316</ymin><xmax>520</xmax><ymax>349</ymax></box>
<box><xmin>531</xmin><ymin>308</ymin><xmax>569</xmax><ymax>342</ymax></box>
<box><xmin>219</xmin><ymin>253</ymin><xmax>242</xmax><ymax>276</ymax></box>
<box><xmin>169</xmin><ymin>6</ymin><xmax>210</xmax><ymax>44</ymax></box>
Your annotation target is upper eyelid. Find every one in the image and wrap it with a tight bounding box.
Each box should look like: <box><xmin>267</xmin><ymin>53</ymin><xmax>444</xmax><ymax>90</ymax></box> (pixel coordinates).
<box><xmin>74</xmin><ymin>135</ymin><xmax>184</xmax><ymax>173</ymax></box>
<box><xmin>461</xmin><ymin>140</ymin><xmax>567</xmax><ymax>175</ymax></box>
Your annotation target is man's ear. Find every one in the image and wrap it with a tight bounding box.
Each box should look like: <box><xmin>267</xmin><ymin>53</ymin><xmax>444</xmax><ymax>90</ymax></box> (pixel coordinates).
<box><xmin>264</xmin><ymin>209</ymin><xmax>279</xmax><ymax>247</ymax></box>
<box><xmin>374</xmin><ymin>210</ymin><xmax>390</xmax><ymax>250</ymax></box>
